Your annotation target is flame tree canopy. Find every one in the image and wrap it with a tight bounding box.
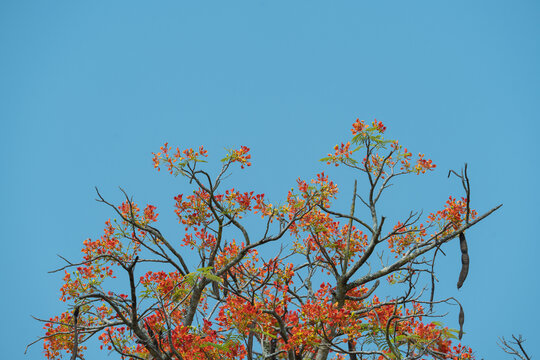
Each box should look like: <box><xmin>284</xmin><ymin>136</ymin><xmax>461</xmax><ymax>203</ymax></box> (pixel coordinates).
<box><xmin>30</xmin><ymin>120</ymin><xmax>501</xmax><ymax>360</ymax></box>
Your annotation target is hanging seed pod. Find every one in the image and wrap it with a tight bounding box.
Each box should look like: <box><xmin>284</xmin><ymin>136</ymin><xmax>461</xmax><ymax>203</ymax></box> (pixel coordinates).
<box><xmin>430</xmin><ymin>245</ymin><xmax>442</xmax><ymax>312</ymax></box>
<box><xmin>457</xmin><ymin>232</ymin><xmax>469</xmax><ymax>289</ymax></box>
<box><xmin>458</xmin><ymin>303</ymin><xmax>465</xmax><ymax>340</ymax></box>
<box><xmin>348</xmin><ymin>341</ymin><xmax>358</xmax><ymax>360</ymax></box>
<box><xmin>145</xmin><ymin>321</ymin><xmax>156</xmax><ymax>345</ymax></box>
<box><xmin>212</xmin><ymin>280</ymin><xmax>220</xmax><ymax>300</ymax></box>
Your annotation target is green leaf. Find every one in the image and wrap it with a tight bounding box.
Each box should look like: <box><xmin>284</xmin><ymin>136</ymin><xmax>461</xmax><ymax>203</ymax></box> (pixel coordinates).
<box><xmin>204</xmin><ymin>273</ymin><xmax>223</xmax><ymax>283</ymax></box>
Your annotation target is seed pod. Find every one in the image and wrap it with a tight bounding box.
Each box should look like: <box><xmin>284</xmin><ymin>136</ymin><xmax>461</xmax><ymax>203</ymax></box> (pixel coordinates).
<box><xmin>457</xmin><ymin>232</ymin><xmax>469</xmax><ymax>289</ymax></box>
<box><xmin>348</xmin><ymin>340</ymin><xmax>358</xmax><ymax>360</ymax></box>
<box><xmin>222</xmin><ymin>274</ymin><xmax>229</xmax><ymax>298</ymax></box>
<box><xmin>147</xmin><ymin>323</ymin><xmax>159</xmax><ymax>349</ymax></box>
<box><xmin>458</xmin><ymin>304</ymin><xmax>465</xmax><ymax>340</ymax></box>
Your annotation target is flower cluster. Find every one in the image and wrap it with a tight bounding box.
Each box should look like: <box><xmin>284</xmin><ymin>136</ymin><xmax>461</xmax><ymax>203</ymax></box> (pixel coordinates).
<box><xmin>324</xmin><ymin>119</ymin><xmax>437</xmax><ymax>181</ymax></box>
<box><xmin>173</xmin><ymin>189</ymin><xmax>213</xmax><ymax>231</ymax></box>
<box><xmin>326</xmin><ymin>142</ymin><xmax>353</xmax><ymax>166</ymax></box>
<box><xmin>230</xmin><ymin>145</ymin><xmax>252</xmax><ymax>168</ymax></box>
<box><xmin>387</xmin><ymin>223</ymin><xmax>427</xmax><ymax>257</ymax></box>
<box><xmin>152</xmin><ymin>142</ymin><xmax>208</xmax><ymax>174</ymax></box>
<box><xmin>351</xmin><ymin>118</ymin><xmax>367</xmax><ymax>135</ymax></box>
<box><xmin>414</xmin><ymin>153</ymin><xmax>437</xmax><ymax>174</ymax></box>
<box><xmin>428</xmin><ymin>196</ymin><xmax>478</xmax><ymax>230</ymax></box>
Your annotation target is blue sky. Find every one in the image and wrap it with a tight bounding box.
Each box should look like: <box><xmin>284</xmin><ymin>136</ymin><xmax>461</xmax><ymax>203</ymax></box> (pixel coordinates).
<box><xmin>1</xmin><ymin>1</ymin><xmax>539</xmax><ymax>359</ymax></box>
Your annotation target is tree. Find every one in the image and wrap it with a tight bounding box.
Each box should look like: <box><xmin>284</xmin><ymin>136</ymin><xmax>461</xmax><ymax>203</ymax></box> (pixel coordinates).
<box><xmin>28</xmin><ymin>119</ymin><xmax>501</xmax><ymax>360</ymax></box>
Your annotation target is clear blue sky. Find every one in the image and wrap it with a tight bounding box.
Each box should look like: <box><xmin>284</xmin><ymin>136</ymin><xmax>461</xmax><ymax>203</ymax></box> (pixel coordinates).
<box><xmin>1</xmin><ymin>1</ymin><xmax>538</xmax><ymax>359</ymax></box>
